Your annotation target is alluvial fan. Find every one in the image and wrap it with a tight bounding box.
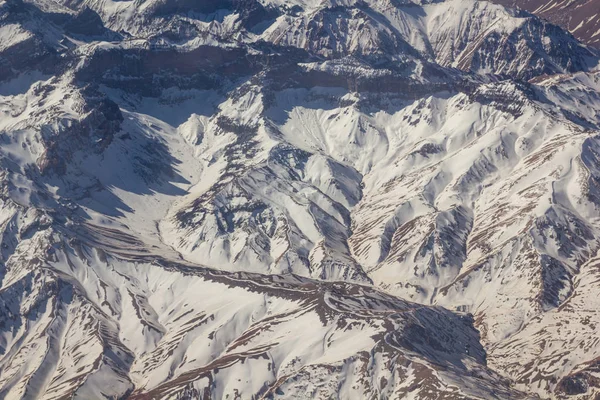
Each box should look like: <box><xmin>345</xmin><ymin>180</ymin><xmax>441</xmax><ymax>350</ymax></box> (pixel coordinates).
<box><xmin>1</xmin><ymin>0</ymin><xmax>600</xmax><ymax>398</ymax></box>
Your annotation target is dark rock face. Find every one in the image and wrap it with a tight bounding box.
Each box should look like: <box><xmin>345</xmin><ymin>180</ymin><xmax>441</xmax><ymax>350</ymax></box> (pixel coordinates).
<box><xmin>150</xmin><ymin>0</ymin><xmax>232</xmax><ymax>15</ymax></box>
<box><xmin>492</xmin><ymin>0</ymin><xmax>600</xmax><ymax>48</ymax></box>
<box><xmin>0</xmin><ymin>37</ymin><xmax>59</xmax><ymax>81</ymax></box>
<box><xmin>75</xmin><ymin>46</ymin><xmax>259</xmax><ymax>95</ymax></box>
<box><xmin>38</xmin><ymin>94</ymin><xmax>123</xmax><ymax>175</ymax></box>
<box><xmin>557</xmin><ymin>369</ymin><xmax>600</xmax><ymax>396</ymax></box>
<box><xmin>149</xmin><ymin>0</ymin><xmax>278</xmax><ymax>31</ymax></box>
<box><xmin>64</xmin><ymin>7</ymin><xmax>110</xmax><ymax>37</ymax></box>
<box><xmin>557</xmin><ymin>374</ymin><xmax>589</xmax><ymax>396</ymax></box>
<box><xmin>472</xmin><ymin>17</ymin><xmax>596</xmax><ymax>79</ymax></box>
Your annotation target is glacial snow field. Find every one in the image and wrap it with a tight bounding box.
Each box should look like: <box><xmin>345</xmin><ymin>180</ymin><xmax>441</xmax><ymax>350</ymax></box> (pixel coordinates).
<box><xmin>1</xmin><ymin>0</ymin><xmax>600</xmax><ymax>398</ymax></box>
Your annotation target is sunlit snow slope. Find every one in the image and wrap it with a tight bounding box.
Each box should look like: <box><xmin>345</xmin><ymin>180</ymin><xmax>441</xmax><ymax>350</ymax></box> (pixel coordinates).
<box><xmin>1</xmin><ymin>0</ymin><xmax>600</xmax><ymax>398</ymax></box>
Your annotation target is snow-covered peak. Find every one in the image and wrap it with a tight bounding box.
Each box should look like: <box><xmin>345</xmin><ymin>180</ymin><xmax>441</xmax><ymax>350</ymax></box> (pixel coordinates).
<box><xmin>2</xmin><ymin>0</ymin><xmax>600</xmax><ymax>397</ymax></box>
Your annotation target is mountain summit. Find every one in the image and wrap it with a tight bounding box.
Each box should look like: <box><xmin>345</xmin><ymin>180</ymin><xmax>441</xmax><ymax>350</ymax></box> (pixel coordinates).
<box><xmin>492</xmin><ymin>0</ymin><xmax>600</xmax><ymax>48</ymax></box>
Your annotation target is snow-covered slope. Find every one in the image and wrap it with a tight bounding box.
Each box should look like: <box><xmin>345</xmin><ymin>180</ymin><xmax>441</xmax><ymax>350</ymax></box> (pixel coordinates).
<box><xmin>2</xmin><ymin>0</ymin><xmax>600</xmax><ymax>398</ymax></box>
<box><xmin>493</xmin><ymin>0</ymin><xmax>600</xmax><ymax>48</ymax></box>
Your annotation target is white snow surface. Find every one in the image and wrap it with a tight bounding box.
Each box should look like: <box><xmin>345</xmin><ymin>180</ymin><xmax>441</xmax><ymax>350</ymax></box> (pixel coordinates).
<box><xmin>1</xmin><ymin>0</ymin><xmax>600</xmax><ymax>398</ymax></box>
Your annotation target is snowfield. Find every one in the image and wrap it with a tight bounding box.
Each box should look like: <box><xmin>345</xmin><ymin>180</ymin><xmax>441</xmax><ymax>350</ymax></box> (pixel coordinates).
<box><xmin>1</xmin><ymin>0</ymin><xmax>600</xmax><ymax>398</ymax></box>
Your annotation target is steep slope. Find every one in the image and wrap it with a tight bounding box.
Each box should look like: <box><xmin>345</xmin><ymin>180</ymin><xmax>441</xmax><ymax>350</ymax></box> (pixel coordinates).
<box><xmin>0</xmin><ymin>77</ymin><xmax>521</xmax><ymax>399</ymax></box>
<box><xmin>0</xmin><ymin>225</ymin><xmax>520</xmax><ymax>399</ymax></box>
<box><xmin>492</xmin><ymin>0</ymin><xmax>600</xmax><ymax>48</ymax></box>
<box><xmin>23</xmin><ymin>0</ymin><xmax>598</xmax><ymax>78</ymax></box>
<box><xmin>1</xmin><ymin>0</ymin><xmax>600</xmax><ymax>398</ymax></box>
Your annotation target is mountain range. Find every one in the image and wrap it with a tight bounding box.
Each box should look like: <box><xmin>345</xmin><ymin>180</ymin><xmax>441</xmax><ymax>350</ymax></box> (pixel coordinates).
<box><xmin>492</xmin><ymin>0</ymin><xmax>600</xmax><ymax>48</ymax></box>
<box><xmin>1</xmin><ymin>0</ymin><xmax>600</xmax><ymax>398</ymax></box>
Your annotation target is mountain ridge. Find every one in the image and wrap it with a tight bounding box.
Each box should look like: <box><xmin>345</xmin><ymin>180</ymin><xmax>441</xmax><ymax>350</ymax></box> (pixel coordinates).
<box><xmin>1</xmin><ymin>0</ymin><xmax>600</xmax><ymax>398</ymax></box>
<box><xmin>491</xmin><ymin>0</ymin><xmax>600</xmax><ymax>48</ymax></box>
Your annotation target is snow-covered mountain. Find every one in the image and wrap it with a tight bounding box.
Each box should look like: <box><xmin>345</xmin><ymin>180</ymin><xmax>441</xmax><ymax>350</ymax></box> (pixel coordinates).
<box><xmin>1</xmin><ymin>0</ymin><xmax>600</xmax><ymax>398</ymax></box>
<box><xmin>492</xmin><ymin>0</ymin><xmax>600</xmax><ymax>48</ymax></box>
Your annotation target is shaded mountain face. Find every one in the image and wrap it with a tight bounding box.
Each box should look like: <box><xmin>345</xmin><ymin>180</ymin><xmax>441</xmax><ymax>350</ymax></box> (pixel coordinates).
<box><xmin>492</xmin><ymin>0</ymin><xmax>600</xmax><ymax>48</ymax></box>
<box><xmin>1</xmin><ymin>0</ymin><xmax>600</xmax><ymax>398</ymax></box>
